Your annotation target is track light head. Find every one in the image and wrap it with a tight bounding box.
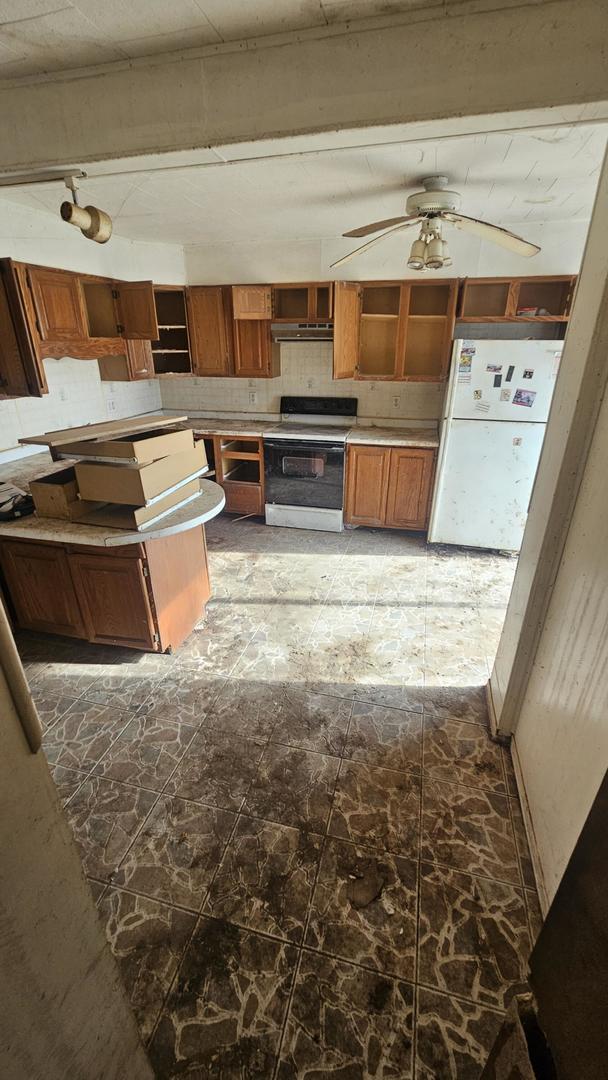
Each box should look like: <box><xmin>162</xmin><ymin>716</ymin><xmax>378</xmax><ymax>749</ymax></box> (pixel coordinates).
<box><xmin>60</xmin><ymin>174</ymin><xmax>112</xmax><ymax>244</ymax></box>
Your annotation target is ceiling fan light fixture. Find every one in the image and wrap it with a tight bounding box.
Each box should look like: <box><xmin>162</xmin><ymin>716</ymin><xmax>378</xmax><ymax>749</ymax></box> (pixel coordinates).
<box><xmin>425</xmin><ymin>234</ymin><xmax>444</xmax><ymax>270</ymax></box>
<box><xmin>407</xmin><ymin>236</ymin><xmax>426</xmax><ymax>270</ymax></box>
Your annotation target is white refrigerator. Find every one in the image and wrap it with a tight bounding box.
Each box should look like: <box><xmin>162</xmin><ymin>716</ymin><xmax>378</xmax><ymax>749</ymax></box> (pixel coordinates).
<box><xmin>428</xmin><ymin>338</ymin><xmax>562</xmax><ymax>551</ymax></box>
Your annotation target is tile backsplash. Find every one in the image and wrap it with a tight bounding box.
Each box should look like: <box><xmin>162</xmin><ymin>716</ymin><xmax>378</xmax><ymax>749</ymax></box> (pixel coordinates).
<box><xmin>0</xmin><ymin>356</ymin><xmax>161</xmax><ymax>456</ymax></box>
<box><xmin>160</xmin><ymin>342</ymin><xmax>444</xmax><ymax>423</ymax></box>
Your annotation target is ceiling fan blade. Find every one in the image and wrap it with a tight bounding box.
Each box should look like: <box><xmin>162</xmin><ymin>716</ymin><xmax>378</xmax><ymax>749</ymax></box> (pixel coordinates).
<box><xmin>442</xmin><ymin>211</ymin><xmax>540</xmax><ymax>257</ymax></box>
<box><xmin>343</xmin><ymin>214</ymin><xmax>419</xmax><ymax>238</ymax></box>
<box><xmin>330</xmin><ymin>220</ymin><xmax>421</xmax><ymax>269</ymax></box>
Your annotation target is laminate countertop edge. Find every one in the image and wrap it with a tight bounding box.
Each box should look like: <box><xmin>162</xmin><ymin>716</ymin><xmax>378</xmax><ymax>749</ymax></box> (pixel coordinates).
<box><xmin>0</xmin><ymin>480</ymin><xmax>226</xmax><ymax>548</ymax></box>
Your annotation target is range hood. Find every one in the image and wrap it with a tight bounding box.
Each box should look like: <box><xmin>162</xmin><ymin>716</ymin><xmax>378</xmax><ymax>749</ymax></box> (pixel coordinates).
<box><xmin>271</xmin><ymin>322</ymin><xmax>333</xmax><ymax>342</ymax></box>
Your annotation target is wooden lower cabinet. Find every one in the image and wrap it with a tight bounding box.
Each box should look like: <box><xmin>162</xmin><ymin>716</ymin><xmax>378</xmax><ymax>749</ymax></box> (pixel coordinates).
<box><xmin>344</xmin><ymin>445</ymin><xmax>391</xmax><ymax>526</ymax></box>
<box><xmin>0</xmin><ymin>540</ymin><xmax>85</xmax><ymax>638</ymax></box>
<box><xmin>68</xmin><ymin>551</ymin><xmax>157</xmax><ymax>649</ymax></box>
<box><xmin>345</xmin><ymin>444</ymin><xmax>436</xmax><ymax>531</ymax></box>
<box><xmin>385</xmin><ymin>447</ymin><xmax>436</xmax><ymax>529</ymax></box>
<box><xmin>0</xmin><ymin>527</ymin><xmax>212</xmax><ymax>652</ymax></box>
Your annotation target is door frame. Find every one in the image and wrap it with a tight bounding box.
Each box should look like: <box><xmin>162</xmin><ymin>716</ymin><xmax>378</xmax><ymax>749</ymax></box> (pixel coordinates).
<box><xmin>487</xmin><ymin>147</ymin><xmax>608</xmax><ymax>738</ymax></box>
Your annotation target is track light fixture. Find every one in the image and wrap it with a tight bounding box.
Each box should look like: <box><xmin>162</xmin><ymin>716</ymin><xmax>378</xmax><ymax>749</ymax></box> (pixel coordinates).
<box><xmin>407</xmin><ymin>217</ymin><xmax>451</xmax><ymax>272</ymax></box>
<box><xmin>60</xmin><ymin>174</ymin><xmax>112</xmax><ymax>244</ymax></box>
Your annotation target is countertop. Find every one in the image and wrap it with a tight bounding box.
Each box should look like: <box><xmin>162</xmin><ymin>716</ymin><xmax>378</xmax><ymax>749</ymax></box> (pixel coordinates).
<box><xmin>172</xmin><ymin>416</ymin><xmax>439</xmax><ymax>446</ymax></box>
<box><xmin>345</xmin><ymin>426</ymin><xmax>439</xmax><ymax>448</ymax></box>
<box><xmin>0</xmin><ymin>474</ymin><xmax>225</xmax><ymax>547</ymax></box>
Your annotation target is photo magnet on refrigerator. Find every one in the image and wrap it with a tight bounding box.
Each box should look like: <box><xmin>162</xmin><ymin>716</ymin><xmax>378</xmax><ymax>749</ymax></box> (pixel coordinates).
<box><xmin>473</xmin><ymin>389</ymin><xmax>482</xmax><ymax>400</ymax></box>
<box><xmin>500</xmin><ymin>389</ymin><xmax>511</xmax><ymax>402</ymax></box>
<box><xmin>523</xmin><ymin>369</ymin><xmax>534</xmax><ymax>379</ymax></box>
<box><xmin>493</xmin><ymin>374</ymin><xmax>502</xmax><ymax>388</ymax></box>
<box><xmin>506</xmin><ymin>365</ymin><xmax>515</xmax><ymax>382</ymax></box>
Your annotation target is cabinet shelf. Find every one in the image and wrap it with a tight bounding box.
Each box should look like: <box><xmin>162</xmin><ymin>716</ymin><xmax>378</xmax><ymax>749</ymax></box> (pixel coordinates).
<box><xmin>360</xmin><ymin>312</ymin><xmax>399</xmax><ymax>320</ymax></box>
<box><xmin>151</xmin><ymin>348</ymin><xmax>189</xmax><ymax>354</ymax></box>
<box><xmin>158</xmin><ymin>323</ymin><xmax>187</xmax><ymax>330</ymax></box>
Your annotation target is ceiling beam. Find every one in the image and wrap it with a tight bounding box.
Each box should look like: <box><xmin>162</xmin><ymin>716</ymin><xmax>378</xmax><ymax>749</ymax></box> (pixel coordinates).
<box><xmin>0</xmin><ymin>0</ymin><xmax>606</xmax><ymax>173</ymax></box>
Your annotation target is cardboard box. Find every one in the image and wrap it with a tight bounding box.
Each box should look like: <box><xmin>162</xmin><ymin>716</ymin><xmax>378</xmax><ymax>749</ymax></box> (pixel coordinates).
<box><xmin>59</xmin><ymin>427</ymin><xmax>194</xmax><ymax>465</ymax></box>
<box><xmin>81</xmin><ymin>479</ymin><xmax>201</xmax><ymax>530</ymax></box>
<box><xmin>75</xmin><ymin>443</ymin><xmax>207</xmax><ymax>507</ymax></box>
<box><xmin>30</xmin><ymin>467</ymin><xmax>104</xmax><ymax>521</ymax></box>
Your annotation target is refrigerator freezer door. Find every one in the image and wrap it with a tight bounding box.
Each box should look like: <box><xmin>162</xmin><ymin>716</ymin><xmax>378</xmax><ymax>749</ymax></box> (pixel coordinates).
<box><xmin>428</xmin><ymin>418</ymin><xmax>546</xmax><ymax>550</ymax></box>
<box><xmin>451</xmin><ymin>340</ymin><xmax>561</xmax><ymax>422</ymax></box>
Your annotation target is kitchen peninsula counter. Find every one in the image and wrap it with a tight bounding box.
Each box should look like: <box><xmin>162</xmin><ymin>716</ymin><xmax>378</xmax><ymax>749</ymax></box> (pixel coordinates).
<box><xmin>0</xmin><ymin>454</ymin><xmax>225</xmax><ymax>652</ymax></box>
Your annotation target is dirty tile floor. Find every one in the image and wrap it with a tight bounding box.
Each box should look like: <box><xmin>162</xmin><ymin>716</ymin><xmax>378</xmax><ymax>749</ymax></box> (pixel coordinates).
<box><xmin>19</xmin><ymin>514</ymin><xmax>541</xmax><ymax>1079</ymax></box>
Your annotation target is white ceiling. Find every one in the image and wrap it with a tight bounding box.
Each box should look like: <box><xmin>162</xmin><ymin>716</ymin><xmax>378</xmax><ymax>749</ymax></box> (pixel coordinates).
<box><xmin>0</xmin><ymin>0</ymin><xmax>555</xmax><ymax>79</ymax></box>
<box><xmin>2</xmin><ymin>124</ymin><xmax>606</xmax><ymax>250</ymax></box>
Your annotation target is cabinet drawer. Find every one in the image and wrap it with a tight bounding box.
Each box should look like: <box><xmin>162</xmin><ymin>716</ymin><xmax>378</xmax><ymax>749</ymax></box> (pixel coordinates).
<box><xmin>222</xmin><ymin>481</ymin><xmax>263</xmax><ymax>515</ymax></box>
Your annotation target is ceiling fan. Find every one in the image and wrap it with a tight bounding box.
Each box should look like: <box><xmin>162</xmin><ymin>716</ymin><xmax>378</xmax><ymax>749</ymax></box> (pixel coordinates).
<box><xmin>331</xmin><ymin>175</ymin><xmax>541</xmax><ymax>271</ymax></box>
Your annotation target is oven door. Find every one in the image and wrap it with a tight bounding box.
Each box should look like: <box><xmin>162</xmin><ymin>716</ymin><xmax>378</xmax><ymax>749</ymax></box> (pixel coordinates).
<box><xmin>264</xmin><ymin>440</ymin><xmax>345</xmax><ymax>509</ymax></box>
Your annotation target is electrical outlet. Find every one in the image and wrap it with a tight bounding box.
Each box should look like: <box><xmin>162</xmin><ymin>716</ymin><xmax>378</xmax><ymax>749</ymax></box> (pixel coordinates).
<box><xmin>369</xmin><ymin>383</ymin><xmax>376</xmax><ymax>392</ymax></box>
<box><xmin>249</xmin><ymin>391</ymin><xmax>257</xmax><ymax>405</ymax></box>
<box><xmin>392</xmin><ymin>396</ymin><xmax>401</xmax><ymax>408</ymax></box>
<box><xmin>59</xmin><ymin>387</ymin><xmax>68</xmax><ymax>402</ymax></box>
<box><xmin>306</xmin><ymin>378</ymin><xmax>314</xmax><ymax>390</ymax></box>
<box><xmin>107</xmin><ymin>399</ymin><xmax>116</xmax><ymax>413</ymax></box>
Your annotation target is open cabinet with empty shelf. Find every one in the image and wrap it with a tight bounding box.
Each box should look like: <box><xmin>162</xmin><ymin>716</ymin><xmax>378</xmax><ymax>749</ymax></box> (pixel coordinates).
<box><xmin>151</xmin><ymin>287</ymin><xmax>192</xmax><ymax>374</ymax></box>
<box><xmin>272</xmin><ymin>283</ymin><xmax>334</xmax><ymax>322</ymax></box>
<box><xmin>215</xmin><ymin>434</ymin><xmax>264</xmax><ymax>514</ymax></box>
<box><xmin>333</xmin><ymin>279</ymin><xmax>457</xmax><ymax>381</ymax></box>
<box><xmin>459</xmin><ymin>276</ymin><xmax>576</xmax><ymax>321</ymax></box>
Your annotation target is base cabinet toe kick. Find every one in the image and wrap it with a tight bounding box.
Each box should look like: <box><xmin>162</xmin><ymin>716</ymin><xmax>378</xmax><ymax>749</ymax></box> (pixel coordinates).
<box><xmin>0</xmin><ymin>526</ymin><xmax>211</xmax><ymax>653</ymax></box>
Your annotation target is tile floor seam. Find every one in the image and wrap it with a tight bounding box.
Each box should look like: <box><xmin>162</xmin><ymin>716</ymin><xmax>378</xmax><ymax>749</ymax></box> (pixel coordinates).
<box><xmin>415</xmin><ymin>977</ymin><xmax>507</xmax><ymax>1017</ymax></box>
<box><xmin>271</xmin><ymin>938</ymin><xmax>306</xmax><ymax>1080</ymax></box>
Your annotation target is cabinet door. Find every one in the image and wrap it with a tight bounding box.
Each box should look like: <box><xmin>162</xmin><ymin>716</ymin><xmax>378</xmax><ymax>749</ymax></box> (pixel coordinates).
<box><xmin>232</xmin><ymin>285</ymin><xmax>272</xmax><ymax>319</ymax></box>
<box><xmin>333</xmin><ymin>282</ymin><xmax>361</xmax><ymax>379</ymax></box>
<box><xmin>344</xmin><ymin>445</ymin><xmax>391</xmax><ymax>526</ymax></box>
<box><xmin>187</xmin><ymin>286</ymin><xmax>233</xmax><ymax>376</ymax></box>
<box><xmin>233</xmin><ymin>319</ymin><xmax>272</xmax><ymax>377</ymax></box>
<box><xmin>114</xmin><ymin>281</ymin><xmax>159</xmax><ymax>339</ymax></box>
<box><xmin>0</xmin><ymin>261</ymin><xmax>47</xmax><ymax>397</ymax></box>
<box><xmin>126</xmin><ymin>339</ymin><xmax>154</xmax><ymax>379</ymax></box>
<box><xmin>0</xmin><ymin>540</ymin><xmax>85</xmax><ymax>637</ymax></box>
<box><xmin>68</xmin><ymin>551</ymin><xmax>157</xmax><ymax>649</ymax></box>
<box><xmin>385</xmin><ymin>448</ymin><xmax>436</xmax><ymax>530</ymax></box>
<box><xmin>27</xmin><ymin>266</ymin><xmax>88</xmax><ymax>341</ymax></box>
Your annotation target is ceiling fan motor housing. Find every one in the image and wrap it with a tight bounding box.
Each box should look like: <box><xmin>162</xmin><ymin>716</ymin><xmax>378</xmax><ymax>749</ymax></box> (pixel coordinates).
<box><xmin>406</xmin><ymin>175</ymin><xmax>461</xmax><ymax>216</ymax></box>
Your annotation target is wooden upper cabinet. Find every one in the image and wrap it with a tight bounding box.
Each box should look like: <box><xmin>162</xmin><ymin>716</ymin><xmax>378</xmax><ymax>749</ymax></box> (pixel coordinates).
<box><xmin>113</xmin><ymin>280</ymin><xmax>159</xmax><ymax>339</ymax></box>
<box><xmin>233</xmin><ymin>319</ymin><xmax>278</xmax><ymax>378</ymax></box>
<box><xmin>385</xmin><ymin>448</ymin><xmax>435</xmax><ymax>530</ymax></box>
<box><xmin>27</xmin><ymin>266</ymin><xmax>88</xmax><ymax>341</ymax></box>
<box><xmin>272</xmin><ymin>283</ymin><xmax>333</xmax><ymax>322</ymax></box>
<box><xmin>187</xmin><ymin>286</ymin><xmax>233</xmax><ymax>376</ymax></box>
<box><xmin>458</xmin><ymin>276</ymin><xmax>576</xmax><ymax>321</ymax></box>
<box><xmin>345</xmin><ymin>444</ymin><xmax>390</xmax><ymax>526</ymax></box>
<box><xmin>333</xmin><ymin>279</ymin><xmax>457</xmax><ymax>382</ymax></box>
<box><xmin>401</xmin><ymin>280</ymin><xmax>458</xmax><ymax>381</ymax></box>
<box><xmin>232</xmin><ymin>285</ymin><xmax>272</xmax><ymax>320</ymax></box>
<box><xmin>0</xmin><ymin>262</ymin><xmax>47</xmax><ymax>397</ymax></box>
<box><xmin>333</xmin><ymin>281</ymin><xmax>361</xmax><ymax>379</ymax></box>
<box><xmin>126</xmin><ymin>339</ymin><xmax>154</xmax><ymax>379</ymax></box>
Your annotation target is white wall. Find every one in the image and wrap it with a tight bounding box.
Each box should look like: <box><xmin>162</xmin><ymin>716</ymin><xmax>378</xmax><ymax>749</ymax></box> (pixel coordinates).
<box><xmin>512</xmin><ymin>385</ymin><xmax>608</xmax><ymax>905</ymax></box>
<box><xmin>183</xmin><ymin>219</ymin><xmax>589</xmax><ymax>284</ymax></box>
<box><xmin>0</xmin><ymin>200</ymin><xmax>176</xmax><ymax>452</ymax></box>
<box><xmin>0</xmin><ymin>356</ymin><xmax>161</xmax><ymax>454</ymax></box>
<box><xmin>0</xmin><ymin>199</ymin><xmax>186</xmax><ymax>283</ymax></box>
<box><xmin>160</xmin><ymin>342</ymin><xmax>443</xmax><ymax>422</ymax></box>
